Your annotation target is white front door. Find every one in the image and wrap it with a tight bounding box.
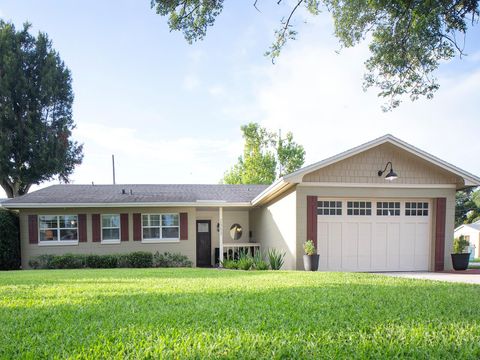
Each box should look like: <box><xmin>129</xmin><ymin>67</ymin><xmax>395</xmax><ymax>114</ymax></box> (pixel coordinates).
<box><xmin>317</xmin><ymin>199</ymin><xmax>431</xmax><ymax>272</ymax></box>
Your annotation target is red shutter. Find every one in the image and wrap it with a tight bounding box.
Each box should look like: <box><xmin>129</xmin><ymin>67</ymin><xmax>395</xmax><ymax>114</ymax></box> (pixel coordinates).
<box><xmin>78</xmin><ymin>214</ymin><xmax>87</xmax><ymax>242</ymax></box>
<box><xmin>28</xmin><ymin>215</ymin><xmax>38</xmax><ymax>244</ymax></box>
<box><xmin>120</xmin><ymin>213</ymin><xmax>129</xmax><ymax>241</ymax></box>
<box><xmin>92</xmin><ymin>214</ymin><xmax>101</xmax><ymax>242</ymax></box>
<box><xmin>133</xmin><ymin>213</ymin><xmax>142</xmax><ymax>241</ymax></box>
<box><xmin>306</xmin><ymin>196</ymin><xmax>318</xmax><ymax>248</ymax></box>
<box><xmin>434</xmin><ymin>198</ymin><xmax>446</xmax><ymax>272</ymax></box>
<box><xmin>180</xmin><ymin>212</ymin><xmax>188</xmax><ymax>240</ymax></box>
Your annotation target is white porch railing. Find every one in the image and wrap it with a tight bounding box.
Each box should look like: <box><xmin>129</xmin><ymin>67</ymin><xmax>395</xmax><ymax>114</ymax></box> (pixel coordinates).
<box><xmin>222</xmin><ymin>243</ymin><xmax>261</xmax><ymax>260</ymax></box>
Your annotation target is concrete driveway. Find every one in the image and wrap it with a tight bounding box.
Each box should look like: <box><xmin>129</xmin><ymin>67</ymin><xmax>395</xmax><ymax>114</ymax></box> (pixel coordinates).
<box><xmin>378</xmin><ymin>271</ymin><xmax>480</xmax><ymax>285</ymax></box>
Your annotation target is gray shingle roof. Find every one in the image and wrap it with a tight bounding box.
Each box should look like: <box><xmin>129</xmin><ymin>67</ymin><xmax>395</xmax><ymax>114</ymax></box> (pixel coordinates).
<box><xmin>2</xmin><ymin>184</ymin><xmax>269</xmax><ymax>206</ymax></box>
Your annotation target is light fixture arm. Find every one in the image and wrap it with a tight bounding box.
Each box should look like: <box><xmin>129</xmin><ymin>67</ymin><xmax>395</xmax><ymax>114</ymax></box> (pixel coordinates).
<box><xmin>378</xmin><ymin>161</ymin><xmax>393</xmax><ymax>177</ymax></box>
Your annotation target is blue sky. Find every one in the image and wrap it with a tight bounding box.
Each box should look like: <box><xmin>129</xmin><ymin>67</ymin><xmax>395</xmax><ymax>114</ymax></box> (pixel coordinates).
<box><xmin>1</xmin><ymin>1</ymin><xmax>480</xmax><ymax>195</ymax></box>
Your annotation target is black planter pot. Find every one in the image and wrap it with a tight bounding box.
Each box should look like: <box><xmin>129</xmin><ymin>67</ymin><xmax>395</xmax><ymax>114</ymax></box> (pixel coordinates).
<box><xmin>303</xmin><ymin>254</ymin><xmax>319</xmax><ymax>271</ymax></box>
<box><xmin>451</xmin><ymin>253</ymin><xmax>471</xmax><ymax>271</ymax></box>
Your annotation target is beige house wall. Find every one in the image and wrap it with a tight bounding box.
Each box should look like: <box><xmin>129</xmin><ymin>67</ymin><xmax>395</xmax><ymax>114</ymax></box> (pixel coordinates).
<box><xmin>303</xmin><ymin>143</ymin><xmax>463</xmax><ymax>186</ymax></box>
<box><xmin>296</xmin><ymin>186</ymin><xmax>456</xmax><ymax>271</ymax></box>
<box><xmin>250</xmin><ymin>188</ymin><xmax>297</xmax><ymax>270</ymax></box>
<box><xmin>19</xmin><ymin>207</ymin><xmax>198</xmax><ymax>269</ymax></box>
<box><xmin>454</xmin><ymin>226</ymin><xmax>480</xmax><ymax>258</ymax></box>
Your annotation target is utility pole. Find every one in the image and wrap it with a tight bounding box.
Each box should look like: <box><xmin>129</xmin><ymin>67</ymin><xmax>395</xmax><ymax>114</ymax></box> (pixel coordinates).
<box><xmin>112</xmin><ymin>154</ymin><xmax>116</xmax><ymax>185</ymax></box>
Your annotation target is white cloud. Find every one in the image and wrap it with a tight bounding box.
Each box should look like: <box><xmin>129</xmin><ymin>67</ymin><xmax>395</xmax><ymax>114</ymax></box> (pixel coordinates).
<box><xmin>183</xmin><ymin>74</ymin><xmax>200</xmax><ymax>90</ymax></box>
<box><xmin>208</xmin><ymin>85</ymin><xmax>225</xmax><ymax>96</ymax></box>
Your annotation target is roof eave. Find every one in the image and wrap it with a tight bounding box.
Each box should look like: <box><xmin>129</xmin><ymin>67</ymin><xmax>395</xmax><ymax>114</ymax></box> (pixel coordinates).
<box><xmin>1</xmin><ymin>201</ymin><xmax>253</xmax><ymax>209</ymax></box>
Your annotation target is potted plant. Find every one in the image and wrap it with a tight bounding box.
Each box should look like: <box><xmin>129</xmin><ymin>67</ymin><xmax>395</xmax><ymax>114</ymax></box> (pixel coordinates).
<box><xmin>303</xmin><ymin>240</ymin><xmax>319</xmax><ymax>271</ymax></box>
<box><xmin>451</xmin><ymin>235</ymin><xmax>471</xmax><ymax>271</ymax></box>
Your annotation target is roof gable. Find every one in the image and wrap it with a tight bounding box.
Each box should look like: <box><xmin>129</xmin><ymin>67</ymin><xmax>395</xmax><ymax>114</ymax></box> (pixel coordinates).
<box><xmin>285</xmin><ymin>134</ymin><xmax>480</xmax><ymax>188</ymax></box>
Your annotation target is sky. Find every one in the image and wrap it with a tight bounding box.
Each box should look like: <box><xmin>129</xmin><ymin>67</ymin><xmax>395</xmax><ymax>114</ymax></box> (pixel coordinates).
<box><xmin>1</xmin><ymin>1</ymin><xmax>480</xmax><ymax>196</ymax></box>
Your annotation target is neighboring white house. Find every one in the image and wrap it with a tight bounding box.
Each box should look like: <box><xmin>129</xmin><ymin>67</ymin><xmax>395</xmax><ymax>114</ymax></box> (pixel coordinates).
<box><xmin>454</xmin><ymin>220</ymin><xmax>480</xmax><ymax>259</ymax></box>
<box><xmin>3</xmin><ymin>134</ymin><xmax>480</xmax><ymax>271</ymax></box>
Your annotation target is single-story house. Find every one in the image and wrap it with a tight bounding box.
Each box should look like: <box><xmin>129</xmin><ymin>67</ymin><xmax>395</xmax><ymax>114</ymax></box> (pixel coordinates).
<box><xmin>454</xmin><ymin>220</ymin><xmax>480</xmax><ymax>259</ymax></box>
<box><xmin>3</xmin><ymin>134</ymin><xmax>480</xmax><ymax>271</ymax></box>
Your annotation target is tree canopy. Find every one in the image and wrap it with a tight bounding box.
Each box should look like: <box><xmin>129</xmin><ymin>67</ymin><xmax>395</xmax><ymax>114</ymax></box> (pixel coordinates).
<box><xmin>222</xmin><ymin>123</ymin><xmax>305</xmax><ymax>185</ymax></box>
<box><xmin>0</xmin><ymin>21</ymin><xmax>83</xmax><ymax>198</ymax></box>
<box><xmin>455</xmin><ymin>188</ymin><xmax>480</xmax><ymax>227</ymax></box>
<box><xmin>150</xmin><ymin>0</ymin><xmax>479</xmax><ymax>110</ymax></box>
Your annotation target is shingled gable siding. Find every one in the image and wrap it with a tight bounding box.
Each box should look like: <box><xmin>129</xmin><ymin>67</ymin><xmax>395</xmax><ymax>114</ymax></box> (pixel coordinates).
<box><xmin>133</xmin><ymin>213</ymin><xmax>142</xmax><ymax>241</ymax></box>
<box><xmin>92</xmin><ymin>214</ymin><xmax>101</xmax><ymax>242</ymax></box>
<box><xmin>435</xmin><ymin>198</ymin><xmax>446</xmax><ymax>272</ymax></box>
<box><xmin>28</xmin><ymin>215</ymin><xmax>38</xmax><ymax>244</ymax></box>
<box><xmin>180</xmin><ymin>213</ymin><xmax>188</xmax><ymax>240</ymax></box>
<box><xmin>78</xmin><ymin>214</ymin><xmax>87</xmax><ymax>242</ymax></box>
<box><xmin>120</xmin><ymin>213</ymin><xmax>129</xmax><ymax>241</ymax></box>
<box><xmin>306</xmin><ymin>196</ymin><xmax>318</xmax><ymax>248</ymax></box>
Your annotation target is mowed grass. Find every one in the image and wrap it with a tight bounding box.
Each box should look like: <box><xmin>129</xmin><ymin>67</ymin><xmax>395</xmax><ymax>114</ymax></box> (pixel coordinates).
<box><xmin>1</xmin><ymin>269</ymin><xmax>480</xmax><ymax>359</ymax></box>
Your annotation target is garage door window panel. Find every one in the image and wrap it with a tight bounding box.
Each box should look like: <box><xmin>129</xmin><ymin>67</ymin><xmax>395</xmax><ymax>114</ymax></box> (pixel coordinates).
<box><xmin>377</xmin><ymin>202</ymin><xmax>400</xmax><ymax>216</ymax></box>
<box><xmin>405</xmin><ymin>202</ymin><xmax>429</xmax><ymax>216</ymax></box>
<box><xmin>317</xmin><ymin>201</ymin><xmax>342</xmax><ymax>216</ymax></box>
<box><xmin>347</xmin><ymin>201</ymin><xmax>372</xmax><ymax>216</ymax></box>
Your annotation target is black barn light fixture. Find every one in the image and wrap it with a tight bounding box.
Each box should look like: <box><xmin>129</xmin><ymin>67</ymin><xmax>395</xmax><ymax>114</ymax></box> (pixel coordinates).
<box><xmin>378</xmin><ymin>161</ymin><xmax>398</xmax><ymax>181</ymax></box>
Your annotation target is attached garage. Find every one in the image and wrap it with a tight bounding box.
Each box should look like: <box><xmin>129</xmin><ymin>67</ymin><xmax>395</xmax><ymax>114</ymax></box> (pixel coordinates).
<box><xmin>317</xmin><ymin>199</ymin><xmax>431</xmax><ymax>271</ymax></box>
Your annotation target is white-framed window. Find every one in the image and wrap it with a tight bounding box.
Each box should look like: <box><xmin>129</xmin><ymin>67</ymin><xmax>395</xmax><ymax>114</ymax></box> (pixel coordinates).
<box><xmin>39</xmin><ymin>215</ymin><xmax>78</xmax><ymax>244</ymax></box>
<box><xmin>102</xmin><ymin>214</ymin><xmax>120</xmax><ymax>243</ymax></box>
<box><xmin>405</xmin><ymin>202</ymin><xmax>429</xmax><ymax>216</ymax></box>
<box><xmin>347</xmin><ymin>201</ymin><xmax>372</xmax><ymax>216</ymax></box>
<box><xmin>376</xmin><ymin>202</ymin><xmax>401</xmax><ymax>216</ymax></box>
<box><xmin>142</xmin><ymin>213</ymin><xmax>179</xmax><ymax>242</ymax></box>
<box><xmin>317</xmin><ymin>201</ymin><xmax>342</xmax><ymax>216</ymax></box>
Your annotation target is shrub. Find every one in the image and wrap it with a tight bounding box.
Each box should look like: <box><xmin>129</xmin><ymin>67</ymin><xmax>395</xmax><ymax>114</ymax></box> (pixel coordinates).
<box><xmin>453</xmin><ymin>235</ymin><xmax>470</xmax><ymax>254</ymax></box>
<box><xmin>153</xmin><ymin>252</ymin><xmax>193</xmax><ymax>268</ymax></box>
<box><xmin>303</xmin><ymin>240</ymin><xmax>316</xmax><ymax>255</ymax></box>
<box><xmin>29</xmin><ymin>254</ymin><xmax>57</xmax><ymax>269</ymax></box>
<box><xmin>86</xmin><ymin>254</ymin><xmax>118</xmax><ymax>268</ymax></box>
<box><xmin>50</xmin><ymin>253</ymin><xmax>86</xmax><ymax>269</ymax></box>
<box><xmin>253</xmin><ymin>251</ymin><xmax>269</xmax><ymax>270</ymax></box>
<box><xmin>0</xmin><ymin>209</ymin><xmax>20</xmax><ymax>270</ymax></box>
<box><xmin>268</xmin><ymin>249</ymin><xmax>285</xmax><ymax>270</ymax></box>
<box><xmin>237</xmin><ymin>255</ymin><xmax>253</xmax><ymax>271</ymax></box>
<box><xmin>222</xmin><ymin>259</ymin><xmax>239</xmax><ymax>269</ymax></box>
<box><xmin>124</xmin><ymin>251</ymin><xmax>153</xmax><ymax>268</ymax></box>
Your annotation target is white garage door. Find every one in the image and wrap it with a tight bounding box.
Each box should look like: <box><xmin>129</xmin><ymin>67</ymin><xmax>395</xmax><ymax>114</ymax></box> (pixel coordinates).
<box><xmin>317</xmin><ymin>199</ymin><xmax>431</xmax><ymax>271</ymax></box>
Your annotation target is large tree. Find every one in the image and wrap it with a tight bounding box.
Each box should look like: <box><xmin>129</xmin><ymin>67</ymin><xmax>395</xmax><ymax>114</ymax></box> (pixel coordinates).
<box><xmin>0</xmin><ymin>21</ymin><xmax>83</xmax><ymax>198</ymax></box>
<box><xmin>150</xmin><ymin>0</ymin><xmax>479</xmax><ymax>110</ymax></box>
<box><xmin>222</xmin><ymin>123</ymin><xmax>305</xmax><ymax>185</ymax></box>
<box><xmin>455</xmin><ymin>188</ymin><xmax>480</xmax><ymax>227</ymax></box>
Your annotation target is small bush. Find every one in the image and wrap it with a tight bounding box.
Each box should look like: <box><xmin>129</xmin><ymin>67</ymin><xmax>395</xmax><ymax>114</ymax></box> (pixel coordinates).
<box><xmin>253</xmin><ymin>251</ymin><xmax>269</xmax><ymax>270</ymax></box>
<box><xmin>50</xmin><ymin>253</ymin><xmax>86</xmax><ymax>269</ymax></box>
<box><xmin>0</xmin><ymin>209</ymin><xmax>20</xmax><ymax>270</ymax></box>
<box><xmin>153</xmin><ymin>252</ymin><xmax>193</xmax><ymax>267</ymax></box>
<box><xmin>29</xmin><ymin>254</ymin><xmax>57</xmax><ymax>269</ymax></box>
<box><xmin>86</xmin><ymin>254</ymin><xmax>118</xmax><ymax>268</ymax></box>
<box><xmin>303</xmin><ymin>240</ymin><xmax>316</xmax><ymax>255</ymax></box>
<box><xmin>268</xmin><ymin>249</ymin><xmax>285</xmax><ymax>270</ymax></box>
<box><xmin>222</xmin><ymin>259</ymin><xmax>239</xmax><ymax>269</ymax></box>
<box><xmin>237</xmin><ymin>252</ymin><xmax>253</xmax><ymax>270</ymax></box>
<box><xmin>125</xmin><ymin>251</ymin><xmax>153</xmax><ymax>268</ymax></box>
<box><xmin>453</xmin><ymin>235</ymin><xmax>470</xmax><ymax>254</ymax></box>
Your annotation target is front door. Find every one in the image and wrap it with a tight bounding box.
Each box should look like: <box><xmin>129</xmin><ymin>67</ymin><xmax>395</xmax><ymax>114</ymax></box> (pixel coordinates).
<box><xmin>196</xmin><ymin>220</ymin><xmax>212</xmax><ymax>267</ymax></box>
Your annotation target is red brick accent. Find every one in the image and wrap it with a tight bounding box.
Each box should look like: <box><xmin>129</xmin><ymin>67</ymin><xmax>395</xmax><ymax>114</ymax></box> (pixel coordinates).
<box><xmin>78</xmin><ymin>214</ymin><xmax>87</xmax><ymax>242</ymax></box>
<box><xmin>120</xmin><ymin>213</ymin><xmax>129</xmax><ymax>241</ymax></box>
<box><xmin>434</xmin><ymin>198</ymin><xmax>446</xmax><ymax>272</ymax></box>
<box><xmin>133</xmin><ymin>213</ymin><xmax>142</xmax><ymax>241</ymax></box>
<box><xmin>306</xmin><ymin>196</ymin><xmax>318</xmax><ymax>248</ymax></box>
<box><xmin>28</xmin><ymin>215</ymin><xmax>38</xmax><ymax>244</ymax></box>
<box><xmin>180</xmin><ymin>212</ymin><xmax>188</xmax><ymax>240</ymax></box>
<box><xmin>92</xmin><ymin>214</ymin><xmax>101</xmax><ymax>242</ymax></box>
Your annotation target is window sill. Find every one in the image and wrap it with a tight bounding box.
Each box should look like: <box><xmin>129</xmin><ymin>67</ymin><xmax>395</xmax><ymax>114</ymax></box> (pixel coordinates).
<box><xmin>101</xmin><ymin>240</ymin><xmax>121</xmax><ymax>245</ymax></box>
<box><xmin>141</xmin><ymin>239</ymin><xmax>180</xmax><ymax>244</ymax></box>
<box><xmin>38</xmin><ymin>241</ymin><xmax>79</xmax><ymax>246</ymax></box>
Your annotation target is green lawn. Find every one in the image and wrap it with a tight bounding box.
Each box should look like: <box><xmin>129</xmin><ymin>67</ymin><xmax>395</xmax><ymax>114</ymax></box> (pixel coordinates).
<box><xmin>1</xmin><ymin>269</ymin><xmax>480</xmax><ymax>359</ymax></box>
